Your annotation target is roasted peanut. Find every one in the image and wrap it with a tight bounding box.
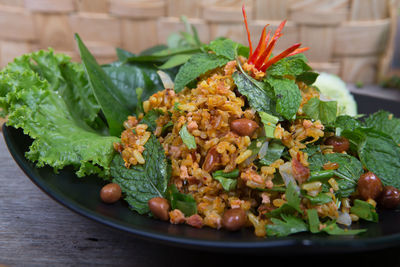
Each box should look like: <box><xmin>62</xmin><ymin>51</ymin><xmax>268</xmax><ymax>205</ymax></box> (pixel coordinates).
<box><xmin>230</xmin><ymin>119</ymin><xmax>259</xmax><ymax>136</ymax></box>
<box><xmin>324</xmin><ymin>136</ymin><xmax>350</xmax><ymax>153</ymax></box>
<box><xmin>378</xmin><ymin>186</ymin><xmax>400</xmax><ymax>209</ymax></box>
<box><xmin>100</xmin><ymin>183</ymin><xmax>122</xmax><ymax>203</ymax></box>
<box><xmin>148</xmin><ymin>197</ymin><xmax>170</xmax><ymax>221</ymax></box>
<box><xmin>222</xmin><ymin>208</ymin><xmax>247</xmax><ymax>231</ymax></box>
<box><xmin>357</xmin><ymin>172</ymin><xmax>383</xmax><ymax>200</ymax></box>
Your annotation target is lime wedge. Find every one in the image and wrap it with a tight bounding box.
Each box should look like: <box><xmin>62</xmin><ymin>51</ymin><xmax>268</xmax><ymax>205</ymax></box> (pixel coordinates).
<box><xmin>313</xmin><ymin>72</ymin><xmax>357</xmax><ymax>116</ymax></box>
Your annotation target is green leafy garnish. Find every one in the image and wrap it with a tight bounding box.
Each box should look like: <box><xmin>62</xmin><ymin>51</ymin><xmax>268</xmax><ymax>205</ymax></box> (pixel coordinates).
<box><xmin>266</xmin><ymin>214</ymin><xmax>308</xmax><ymax>237</ymax></box>
<box><xmin>214</xmin><ymin>176</ymin><xmax>237</xmax><ymax>191</ymax></box>
<box><xmin>343</xmin><ymin>128</ymin><xmax>400</xmax><ymax>189</ymax></box>
<box><xmin>110</xmin><ymin>135</ymin><xmax>169</xmax><ymax>214</ymax></box>
<box><xmin>307</xmin><ymin>209</ymin><xmax>320</xmax><ymax>233</ymax></box>
<box><xmin>304</xmin><ymin>193</ymin><xmax>333</xmax><ymax>205</ymax></box>
<box><xmin>259</xmin><ymin>140</ymin><xmax>285</xmax><ymax>165</ymax></box>
<box><xmin>212</xmin><ymin>169</ymin><xmax>239</xmax><ymax>178</ymax></box>
<box><xmin>259</xmin><ymin>112</ymin><xmax>279</xmax><ymax>138</ymax></box>
<box><xmin>140</xmin><ymin>109</ymin><xmax>164</xmax><ymax>132</ymax></box>
<box><xmin>174</xmin><ymin>53</ymin><xmax>229</xmax><ymax>92</ymax></box>
<box><xmin>266</xmin><ymin>77</ymin><xmax>302</xmax><ymax>120</ymax></box>
<box><xmin>303</xmin><ymin>97</ymin><xmax>338</xmax><ymax>125</ymax></box>
<box><xmin>166</xmin><ymin>184</ymin><xmax>197</xmax><ymax>216</ymax></box>
<box><xmin>267</xmin><ymin>181</ymin><xmax>302</xmax><ymax>218</ymax></box>
<box><xmin>179</xmin><ymin>124</ymin><xmax>197</xmax><ymax>149</ymax></box>
<box><xmin>268</xmin><ymin>54</ymin><xmax>311</xmax><ymax>78</ymax></box>
<box><xmin>364</xmin><ymin>110</ymin><xmax>400</xmax><ymax>143</ymax></box>
<box><xmin>335</xmin><ymin>115</ymin><xmax>361</xmax><ymax>136</ymax></box>
<box><xmin>297</xmin><ymin>72</ymin><xmax>319</xmax><ymax>85</ymax></box>
<box><xmin>350</xmin><ymin>199</ymin><xmax>378</xmax><ymax>222</ymax></box>
<box><xmin>75</xmin><ymin>34</ymin><xmax>130</xmax><ymax>136</ymax></box>
<box><xmin>0</xmin><ymin>49</ymin><xmax>118</xmax><ymax>177</ymax></box>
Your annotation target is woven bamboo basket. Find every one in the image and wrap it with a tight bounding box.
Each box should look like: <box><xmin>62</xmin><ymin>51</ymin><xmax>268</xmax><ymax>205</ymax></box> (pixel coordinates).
<box><xmin>0</xmin><ymin>0</ymin><xmax>397</xmax><ymax>84</ymax></box>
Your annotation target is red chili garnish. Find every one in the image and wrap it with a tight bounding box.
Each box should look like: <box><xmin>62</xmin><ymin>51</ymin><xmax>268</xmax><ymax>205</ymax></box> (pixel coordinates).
<box><xmin>241</xmin><ymin>5</ymin><xmax>309</xmax><ymax>72</ymax></box>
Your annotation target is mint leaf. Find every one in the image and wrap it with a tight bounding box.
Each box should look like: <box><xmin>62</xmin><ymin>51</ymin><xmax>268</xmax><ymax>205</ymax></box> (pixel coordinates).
<box><xmin>214</xmin><ymin>176</ymin><xmax>237</xmax><ymax>191</ymax></box>
<box><xmin>335</xmin><ymin>115</ymin><xmax>361</xmax><ymax>136</ymax></box>
<box><xmin>158</xmin><ymin>54</ymin><xmax>193</xmax><ymax>70</ymax></box>
<box><xmin>266</xmin><ymin>77</ymin><xmax>301</xmax><ymax>120</ymax></box>
<box><xmin>232</xmin><ymin>71</ymin><xmax>276</xmax><ymax>115</ymax></box>
<box><xmin>268</xmin><ymin>54</ymin><xmax>311</xmax><ymax>77</ymax></box>
<box><xmin>179</xmin><ymin>124</ymin><xmax>197</xmax><ymax>149</ymax></box>
<box><xmin>208</xmin><ymin>38</ymin><xmax>237</xmax><ymax>60</ymax></box>
<box><xmin>303</xmin><ymin>97</ymin><xmax>337</xmax><ymax>125</ymax></box>
<box><xmin>166</xmin><ymin>184</ymin><xmax>197</xmax><ymax>216</ymax></box>
<box><xmin>174</xmin><ymin>53</ymin><xmax>229</xmax><ymax>92</ymax></box>
<box><xmin>350</xmin><ymin>199</ymin><xmax>378</xmax><ymax>222</ymax></box>
<box><xmin>343</xmin><ymin>128</ymin><xmax>400</xmax><ymax>189</ymax></box>
<box><xmin>75</xmin><ymin>34</ymin><xmax>131</xmax><ymax>136</ymax></box>
<box><xmin>0</xmin><ymin>50</ymin><xmax>119</xmax><ymax>177</ymax></box>
<box><xmin>266</xmin><ymin>214</ymin><xmax>308</xmax><ymax>237</ymax></box>
<box><xmin>140</xmin><ymin>109</ymin><xmax>164</xmax><ymax>132</ymax></box>
<box><xmin>259</xmin><ymin>139</ymin><xmax>285</xmax><ymax>166</ymax></box>
<box><xmin>110</xmin><ymin>134</ymin><xmax>170</xmax><ymax>214</ymax></box>
<box><xmin>364</xmin><ymin>110</ymin><xmax>400</xmax><ymax>144</ymax></box>
<box><xmin>297</xmin><ymin>72</ymin><xmax>319</xmax><ymax>85</ymax></box>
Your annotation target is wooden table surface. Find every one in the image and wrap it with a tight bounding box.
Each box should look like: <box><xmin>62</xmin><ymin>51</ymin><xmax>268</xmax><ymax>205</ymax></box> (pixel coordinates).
<box><xmin>2</xmin><ymin>86</ymin><xmax>400</xmax><ymax>267</ymax></box>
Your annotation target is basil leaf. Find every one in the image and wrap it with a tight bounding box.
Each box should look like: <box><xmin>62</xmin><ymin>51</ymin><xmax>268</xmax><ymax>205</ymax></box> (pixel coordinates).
<box><xmin>110</xmin><ymin>135</ymin><xmax>170</xmax><ymax>214</ymax></box>
<box><xmin>303</xmin><ymin>97</ymin><xmax>338</xmax><ymax>125</ymax></box>
<box><xmin>174</xmin><ymin>53</ymin><xmax>229</xmax><ymax>92</ymax></box>
<box><xmin>166</xmin><ymin>184</ymin><xmax>197</xmax><ymax>216</ymax></box>
<box><xmin>179</xmin><ymin>124</ymin><xmax>197</xmax><ymax>149</ymax></box>
<box><xmin>266</xmin><ymin>214</ymin><xmax>308</xmax><ymax>237</ymax></box>
<box><xmin>75</xmin><ymin>34</ymin><xmax>130</xmax><ymax>136</ymax></box>
<box><xmin>266</xmin><ymin>77</ymin><xmax>301</xmax><ymax>120</ymax></box>
<box><xmin>350</xmin><ymin>199</ymin><xmax>378</xmax><ymax>222</ymax></box>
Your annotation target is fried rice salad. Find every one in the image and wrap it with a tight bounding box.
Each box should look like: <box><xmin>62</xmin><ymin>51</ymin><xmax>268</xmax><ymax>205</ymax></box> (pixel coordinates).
<box><xmin>1</xmin><ymin>6</ymin><xmax>400</xmax><ymax>238</ymax></box>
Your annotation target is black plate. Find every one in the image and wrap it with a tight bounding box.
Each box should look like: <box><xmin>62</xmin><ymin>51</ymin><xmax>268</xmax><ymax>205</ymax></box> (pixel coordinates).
<box><xmin>4</xmin><ymin>93</ymin><xmax>400</xmax><ymax>253</ymax></box>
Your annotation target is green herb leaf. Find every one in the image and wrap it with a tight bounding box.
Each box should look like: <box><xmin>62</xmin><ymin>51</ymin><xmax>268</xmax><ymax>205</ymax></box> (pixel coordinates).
<box><xmin>214</xmin><ymin>176</ymin><xmax>237</xmax><ymax>191</ymax></box>
<box><xmin>307</xmin><ymin>209</ymin><xmax>320</xmax><ymax>233</ymax></box>
<box><xmin>259</xmin><ymin>112</ymin><xmax>279</xmax><ymax>138</ymax></box>
<box><xmin>212</xmin><ymin>169</ymin><xmax>239</xmax><ymax>178</ymax></box>
<box><xmin>232</xmin><ymin>71</ymin><xmax>276</xmax><ymax>115</ymax></box>
<box><xmin>297</xmin><ymin>72</ymin><xmax>319</xmax><ymax>85</ymax></box>
<box><xmin>364</xmin><ymin>110</ymin><xmax>400</xmax><ymax>144</ymax></box>
<box><xmin>208</xmin><ymin>38</ymin><xmax>238</xmax><ymax>60</ymax></box>
<box><xmin>135</xmin><ymin>87</ymin><xmax>144</xmax><ymax>116</ymax></box>
<box><xmin>266</xmin><ymin>77</ymin><xmax>302</xmax><ymax>120</ymax></box>
<box><xmin>343</xmin><ymin>128</ymin><xmax>400</xmax><ymax>189</ymax></box>
<box><xmin>75</xmin><ymin>34</ymin><xmax>130</xmax><ymax>136</ymax></box>
<box><xmin>179</xmin><ymin>124</ymin><xmax>197</xmax><ymax>149</ymax></box>
<box><xmin>166</xmin><ymin>184</ymin><xmax>197</xmax><ymax>216</ymax></box>
<box><xmin>286</xmin><ymin>181</ymin><xmax>303</xmax><ymax>214</ymax></box>
<box><xmin>161</xmin><ymin>121</ymin><xmax>173</xmax><ymax>135</ymax></box>
<box><xmin>140</xmin><ymin>109</ymin><xmax>164</xmax><ymax>132</ymax></box>
<box><xmin>174</xmin><ymin>53</ymin><xmax>229</xmax><ymax>92</ymax></box>
<box><xmin>259</xmin><ymin>140</ymin><xmax>285</xmax><ymax>166</ymax></box>
<box><xmin>158</xmin><ymin>54</ymin><xmax>193</xmax><ymax>70</ymax></box>
<box><xmin>335</xmin><ymin>115</ymin><xmax>361</xmax><ymax>136</ymax></box>
<box><xmin>350</xmin><ymin>199</ymin><xmax>378</xmax><ymax>222</ymax></box>
<box><xmin>266</xmin><ymin>214</ymin><xmax>308</xmax><ymax>237</ymax></box>
<box><xmin>116</xmin><ymin>48</ymin><xmax>135</xmax><ymax>61</ymax></box>
<box><xmin>268</xmin><ymin>54</ymin><xmax>312</xmax><ymax>78</ymax></box>
<box><xmin>308</xmin><ymin>153</ymin><xmax>363</xmax><ymax>197</ymax></box>
<box><xmin>110</xmin><ymin>135</ymin><xmax>170</xmax><ymax>214</ymax></box>
<box><xmin>303</xmin><ymin>97</ymin><xmax>338</xmax><ymax>125</ymax></box>
<box><xmin>304</xmin><ymin>193</ymin><xmax>333</xmax><ymax>205</ymax></box>
<box><xmin>321</xmin><ymin>221</ymin><xmax>367</xmax><ymax>235</ymax></box>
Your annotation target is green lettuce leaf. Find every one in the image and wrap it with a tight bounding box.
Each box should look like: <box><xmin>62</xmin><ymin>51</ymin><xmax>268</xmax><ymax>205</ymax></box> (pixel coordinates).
<box><xmin>0</xmin><ymin>50</ymin><xmax>119</xmax><ymax>177</ymax></box>
<box><xmin>110</xmin><ymin>134</ymin><xmax>170</xmax><ymax>214</ymax></box>
<box><xmin>174</xmin><ymin>53</ymin><xmax>229</xmax><ymax>92</ymax></box>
